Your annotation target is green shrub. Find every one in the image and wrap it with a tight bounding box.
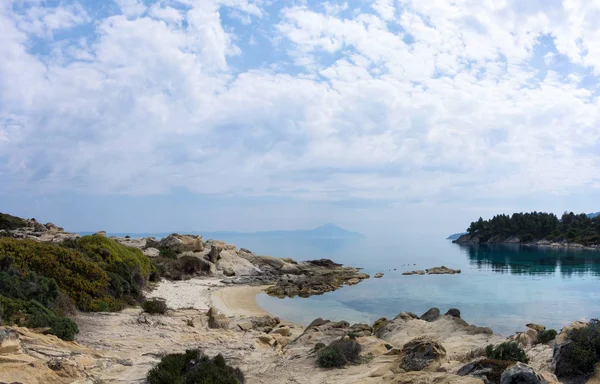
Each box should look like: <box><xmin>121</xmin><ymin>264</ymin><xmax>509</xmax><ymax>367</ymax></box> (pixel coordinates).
<box><xmin>147</xmin><ymin>349</ymin><xmax>245</xmax><ymax>384</ymax></box>
<box><xmin>537</xmin><ymin>329</ymin><xmax>558</xmax><ymax>344</ymax></box>
<box><xmin>0</xmin><ymin>239</ymin><xmax>110</xmax><ymax>311</ymax></box>
<box><xmin>347</xmin><ymin>332</ymin><xmax>359</xmax><ymax>339</ymax></box>
<box><xmin>372</xmin><ymin>317</ymin><xmax>388</xmax><ymax>334</ymax></box>
<box><xmin>317</xmin><ymin>338</ymin><xmax>362</xmax><ymax>368</ymax></box>
<box><xmin>0</xmin><ymin>270</ymin><xmax>59</xmax><ymax>307</ymax></box>
<box><xmin>179</xmin><ymin>256</ymin><xmax>211</xmax><ymax>274</ymax></box>
<box><xmin>0</xmin><ymin>213</ymin><xmax>28</xmax><ymax>231</ymax></box>
<box><xmin>485</xmin><ymin>342</ymin><xmax>529</xmax><ymax>363</ymax></box>
<box><xmin>66</xmin><ymin>235</ymin><xmax>155</xmax><ymax>280</ymax></box>
<box><xmin>159</xmin><ymin>248</ymin><xmax>178</xmax><ymax>259</ymax></box>
<box><xmin>317</xmin><ymin>346</ymin><xmax>347</xmax><ymax>368</ymax></box>
<box><xmin>555</xmin><ymin>320</ymin><xmax>600</xmax><ymax>377</ymax></box>
<box><xmin>0</xmin><ymin>296</ymin><xmax>78</xmax><ymax>341</ymax></box>
<box><xmin>143</xmin><ymin>299</ymin><xmax>168</xmax><ymax>314</ymax></box>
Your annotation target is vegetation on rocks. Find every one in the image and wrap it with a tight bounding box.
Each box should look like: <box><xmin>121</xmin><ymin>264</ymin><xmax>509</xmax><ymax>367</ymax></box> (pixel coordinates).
<box><xmin>465</xmin><ymin>211</ymin><xmax>600</xmax><ymax>244</ymax></box>
<box><xmin>537</xmin><ymin>329</ymin><xmax>557</xmax><ymax>344</ymax></box>
<box><xmin>555</xmin><ymin>320</ymin><xmax>600</xmax><ymax>378</ymax></box>
<box><xmin>0</xmin><ymin>234</ymin><xmax>156</xmax><ymax>340</ymax></box>
<box><xmin>317</xmin><ymin>338</ymin><xmax>362</xmax><ymax>368</ymax></box>
<box><xmin>485</xmin><ymin>342</ymin><xmax>529</xmax><ymax>363</ymax></box>
<box><xmin>143</xmin><ymin>299</ymin><xmax>168</xmax><ymax>314</ymax></box>
<box><xmin>0</xmin><ymin>213</ymin><xmax>29</xmax><ymax>231</ymax></box>
<box><xmin>147</xmin><ymin>349</ymin><xmax>245</xmax><ymax>384</ymax></box>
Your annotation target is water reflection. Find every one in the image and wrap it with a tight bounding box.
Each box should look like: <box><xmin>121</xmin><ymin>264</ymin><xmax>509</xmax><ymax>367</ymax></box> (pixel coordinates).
<box><xmin>458</xmin><ymin>244</ymin><xmax>600</xmax><ymax>276</ymax></box>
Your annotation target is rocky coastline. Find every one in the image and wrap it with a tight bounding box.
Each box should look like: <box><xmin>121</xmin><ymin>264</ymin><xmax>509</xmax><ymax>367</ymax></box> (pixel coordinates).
<box><xmin>453</xmin><ymin>233</ymin><xmax>600</xmax><ymax>250</ymax></box>
<box><xmin>0</xmin><ymin>215</ymin><xmax>598</xmax><ymax>383</ymax></box>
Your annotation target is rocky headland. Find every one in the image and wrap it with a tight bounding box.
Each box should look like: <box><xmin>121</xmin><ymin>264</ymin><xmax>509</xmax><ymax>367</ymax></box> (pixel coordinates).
<box><xmin>0</xmin><ymin>213</ymin><xmax>598</xmax><ymax>384</ymax></box>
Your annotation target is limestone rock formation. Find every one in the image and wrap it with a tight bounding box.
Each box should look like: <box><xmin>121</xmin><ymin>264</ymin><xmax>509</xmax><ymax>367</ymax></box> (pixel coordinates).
<box><xmin>159</xmin><ymin>233</ymin><xmax>204</xmax><ymax>253</ymax></box>
<box><xmin>207</xmin><ymin>307</ymin><xmax>229</xmax><ymax>329</ymax></box>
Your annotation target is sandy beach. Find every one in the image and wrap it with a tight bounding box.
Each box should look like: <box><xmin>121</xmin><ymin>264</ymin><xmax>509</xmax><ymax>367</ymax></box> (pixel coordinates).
<box><xmin>147</xmin><ymin>277</ymin><xmax>273</xmax><ymax>318</ymax></box>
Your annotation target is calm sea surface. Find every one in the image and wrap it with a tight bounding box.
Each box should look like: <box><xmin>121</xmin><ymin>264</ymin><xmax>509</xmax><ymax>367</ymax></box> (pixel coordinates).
<box><xmin>207</xmin><ymin>233</ymin><xmax>600</xmax><ymax>336</ymax></box>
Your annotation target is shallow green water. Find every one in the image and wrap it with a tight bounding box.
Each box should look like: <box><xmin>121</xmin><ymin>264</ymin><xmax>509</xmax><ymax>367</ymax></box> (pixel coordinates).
<box><xmin>213</xmin><ymin>234</ymin><xmax>600</xmax><ymax>336</ymax></box>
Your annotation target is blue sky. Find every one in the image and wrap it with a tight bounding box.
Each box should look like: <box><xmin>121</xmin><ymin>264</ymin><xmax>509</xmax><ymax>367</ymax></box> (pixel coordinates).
<box><xmin>1</xmin><ymin>0</ymin><xmax>600</xmax><ymax>236</ymax></box>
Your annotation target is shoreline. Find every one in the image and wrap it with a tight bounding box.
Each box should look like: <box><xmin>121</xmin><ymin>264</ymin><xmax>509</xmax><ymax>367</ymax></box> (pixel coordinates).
<box><xmin>454</xmin><ymin>240</ymin><xmax>600</xmax><ymax>251</ymax></box>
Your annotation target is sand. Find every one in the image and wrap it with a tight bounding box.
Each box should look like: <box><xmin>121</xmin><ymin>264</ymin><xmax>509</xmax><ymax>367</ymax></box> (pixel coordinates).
<box><xmin>146</xmin><ymin>277</ymin><xmax>271</xmax><ymax>318</ymax></box>
<box><xmin>211</xmin><ymin>285</ymin><xmax>271</xmax><ymax>317</ymax></box>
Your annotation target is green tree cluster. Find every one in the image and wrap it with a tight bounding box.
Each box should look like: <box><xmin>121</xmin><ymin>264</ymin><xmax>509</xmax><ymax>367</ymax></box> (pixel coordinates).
<box><xmin>467</xmin><ymin>212</ymin><xmax>600</xmax><ymax>244</ymax></box>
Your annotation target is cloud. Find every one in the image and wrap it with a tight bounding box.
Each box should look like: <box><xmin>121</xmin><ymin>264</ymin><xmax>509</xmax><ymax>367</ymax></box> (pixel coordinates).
<box><xmin>1</xmin><ymin>0</ymin><xmax>600</xmax><ymax>208</ymax></box>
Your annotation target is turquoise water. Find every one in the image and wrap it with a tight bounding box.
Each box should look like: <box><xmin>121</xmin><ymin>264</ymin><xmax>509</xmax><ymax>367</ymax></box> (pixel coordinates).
<box><xmin>211</xmin><ymin>234</ymin><xmax>600</xmax><ymax>336</ymax></box>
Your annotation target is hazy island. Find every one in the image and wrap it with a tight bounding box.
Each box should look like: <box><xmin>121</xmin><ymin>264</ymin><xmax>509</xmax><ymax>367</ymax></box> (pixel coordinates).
<box><xmin>454</xmin><ymin>211</ymin><xmax>600</xmax><ymax>248</ymax></box>
<box><xmin>1</xmin><ymin>211</ymin><xmax>599</xmax><ymax>384</ymax></box>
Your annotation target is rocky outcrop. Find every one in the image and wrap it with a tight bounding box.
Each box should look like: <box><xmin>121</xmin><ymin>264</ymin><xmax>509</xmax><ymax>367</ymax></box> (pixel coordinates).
<box><xmin>421</xmin><ymin>308</ymin><xmax>441</xmax><ymax>322</ymax></box>
<box><xmin>1</xmin><ymin>217</ymin><xmax>79</xmax><ymax>243</ymax></box>
<box><xmin>458</xmin><ymin>358</ymin><xmax>515</xmax><ymax>384</ymax></box>
<box><xmin>375</xmin><ymin>272</ymin><xmax>384</xmax><ymax>278</ymax></box>
<box><xmin>158</xmin><ymin>233</ymin><xmax>204</xmax><ymax>253</ymax></box>
<box><xmin>500</xmin><ymin>362</ymin><xmax>555</xmax><ymax>384</ymax></box>
<box><xmin>403</xmin><ymin>266</ymin><xmax>461</xmax><ymax>275</ymax></box>
<box><xmin>399</xmin><ymin>336</ymin><xmax>447</xmax><ymax>371</ymax></box>
<box><xmin>207</xmin><ymin>307</ymin><xmax>229</xmax><ymax>329</ymax></box>
<box><xmin>446</xmin><ymin>309</ymin><xmax>461</xmax><ymax>318</ymax></box>
<box><xmin>264</xmin><ymin>262</ymin><xmax>370</xmax><ymax>298</ymax></box>
<box><xmin>376</xmin><ymin>312</ymin><xmax>502</xmax><ymax>360</ymax></box>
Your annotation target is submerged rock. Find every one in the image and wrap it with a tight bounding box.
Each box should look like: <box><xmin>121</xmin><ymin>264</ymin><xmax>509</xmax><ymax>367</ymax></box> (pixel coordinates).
<box><xmin>374</xmin><ymin>272</ymin><xmax>384</xmax><ymax>278</ymax></box>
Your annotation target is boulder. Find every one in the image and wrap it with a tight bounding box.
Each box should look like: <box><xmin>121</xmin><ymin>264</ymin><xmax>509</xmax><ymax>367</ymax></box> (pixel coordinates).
<box><xmin>216</xmin><ymin>250</ymin><xmax>259</xmax><ymax>276</ymax></box>
<box><xmin>142</xmin><ymin>247</ymin><xmax>160</xmax><ymax>257</ymax></box>
<box><xmin>307</xmin><ymin>318</ymin><xmax>329</xmax><ymax>329</ymax></box>
<box><xmin>374</xmin><ymin>272</ymin><xmax>384</xmax><ymax>278</ymax></box>
<box><xmin>208</xmin><ymin>244</ymin><xmax>223</xmax><ymax>263</ymax></box>
<box><xmin>159</xmin><ymin>234</ymin><xmax>204</xmax><ymax>253</ymax></box>
<box><xmin>500</xmin><ymin>362</ymin><xmax>548</xmax><ymax>384</ymax></box>
<box><xmin>421</xmin><ymin>308</ymin><xmax>441</xmax><ymax>322</ymax></box>
<box><xmin>0</xmin><ymin>329</ymin><xmax>22</xmax><ymax>354</ymax></box>
<box><xmin>526</xmin><ymin>324</ymin><xmax>546</xmax><ymax>333</ymax></box>
<box><xmin>94</xmin><ymin>231</ymin><xmax>107</xmax><ymax>237</ymax></box>
<box><xmin>458</xmin><ymin>358</ymin><xmax>515</xmax><ymax>384</ymax></box>
<box><xmin>555</xmin><ymin>321</ymin><xmax>586</xmax><ymax>345</ymax></box>
<box><xmin>207</xmin><ymin>307</ymin><xmax>229</xmax><ymax>329</ymax></box>
<box><xmin>395</xmin><ymin>312</ymin><xmax>421</xmax><ymax>321</ymax></box>
<box><xmin>399</xmin><ymin>336</ymin><xmax>447</xmax><ymax>372</ymax></box>
<box><xmin>270</xmin><ymin>326</ymin><xmax>291</xmax><ymax>337</ymax></box>
<box><xmin>205</xmin><ymin>239</ymin><xmax>237</xmax><ymax>251</ymax></box>
<box><xmin>373</xmin><ymin>317</ymin><xmax>389</xmax><ymax>333</ymax></box>
<box><xmin>512</xmin><ymin>329</ymin><xmax>538</xmax><ymax>347</ymax></box>
<box><xmin>348</xmin><ymin>323</ymin><xmax>373</xmax><ymax>337</ymax></box>
<box><xmin>445</xmin><ymin>308</ymin><xmax>461</xmax><ymax>318</ymax></box>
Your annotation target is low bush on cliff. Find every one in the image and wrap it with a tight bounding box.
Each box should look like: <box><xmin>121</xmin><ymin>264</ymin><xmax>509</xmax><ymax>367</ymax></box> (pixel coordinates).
<box><xmin>555</xmin><ymin>320</ymin><xmax>600</xmax><ymax>378</ymax></box>
<box><xmin>537</xmin><ymin>329</ymin><xmax>558</xmax><ymax>344</ymax></box>
<box><xmin>317</xmin><ymin>338</ymin><xmax>362</xmax><ymax>368</ymax></box>
<box><xmin>147</xmin><ymin>349</ymin><xmax>245</xmax><ymax>384</ymax></box>
<box><xmin>485</xmin><ymin>342</ymin><xmax>528</xmax><ymax>363</ymax></box>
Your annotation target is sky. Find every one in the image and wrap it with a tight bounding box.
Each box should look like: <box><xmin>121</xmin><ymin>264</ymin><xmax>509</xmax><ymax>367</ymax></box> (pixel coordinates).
<box><xmin>1</xmin><ymin>0</ymin><xmax>600</xmax><ymax>237</ymax></box>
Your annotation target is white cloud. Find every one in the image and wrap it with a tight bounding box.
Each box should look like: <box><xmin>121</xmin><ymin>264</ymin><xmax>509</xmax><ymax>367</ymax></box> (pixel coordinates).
<box><xmin>1</xmin><ymin>0</ymin><xmax>600</xmax><ymax>207</ymax></box>
<box><xmin>114</xmin><ymin>0</ymin><xmax>147</xmax><ymax>19</ymax></box>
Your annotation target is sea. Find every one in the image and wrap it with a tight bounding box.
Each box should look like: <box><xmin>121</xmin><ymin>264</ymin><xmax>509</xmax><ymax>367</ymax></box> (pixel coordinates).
<box><xmin>107</xmin><ymin>231</ymin><xmax>600</xmax><ymax>336</ymax></box>
<box><xmin>212</xmin><ymin>233</ymin><xmax>600</xmax><ymax>336</ymax></box>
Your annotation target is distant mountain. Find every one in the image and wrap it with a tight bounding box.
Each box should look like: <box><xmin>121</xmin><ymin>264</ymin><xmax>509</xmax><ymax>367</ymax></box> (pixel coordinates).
<box><xmin>588</xmin><ymin>212</ymin><xmax>600</xmax><ymax>218</ymax></box>
<box><xmin>446</xmin><ymin>232</ymin><xmax>467</xmax><ymax>240</ymax></box>
<box><xmin>83</xmin><ymin>224</ymin><xmax>365</xmax><ymax>240</ymax></box>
